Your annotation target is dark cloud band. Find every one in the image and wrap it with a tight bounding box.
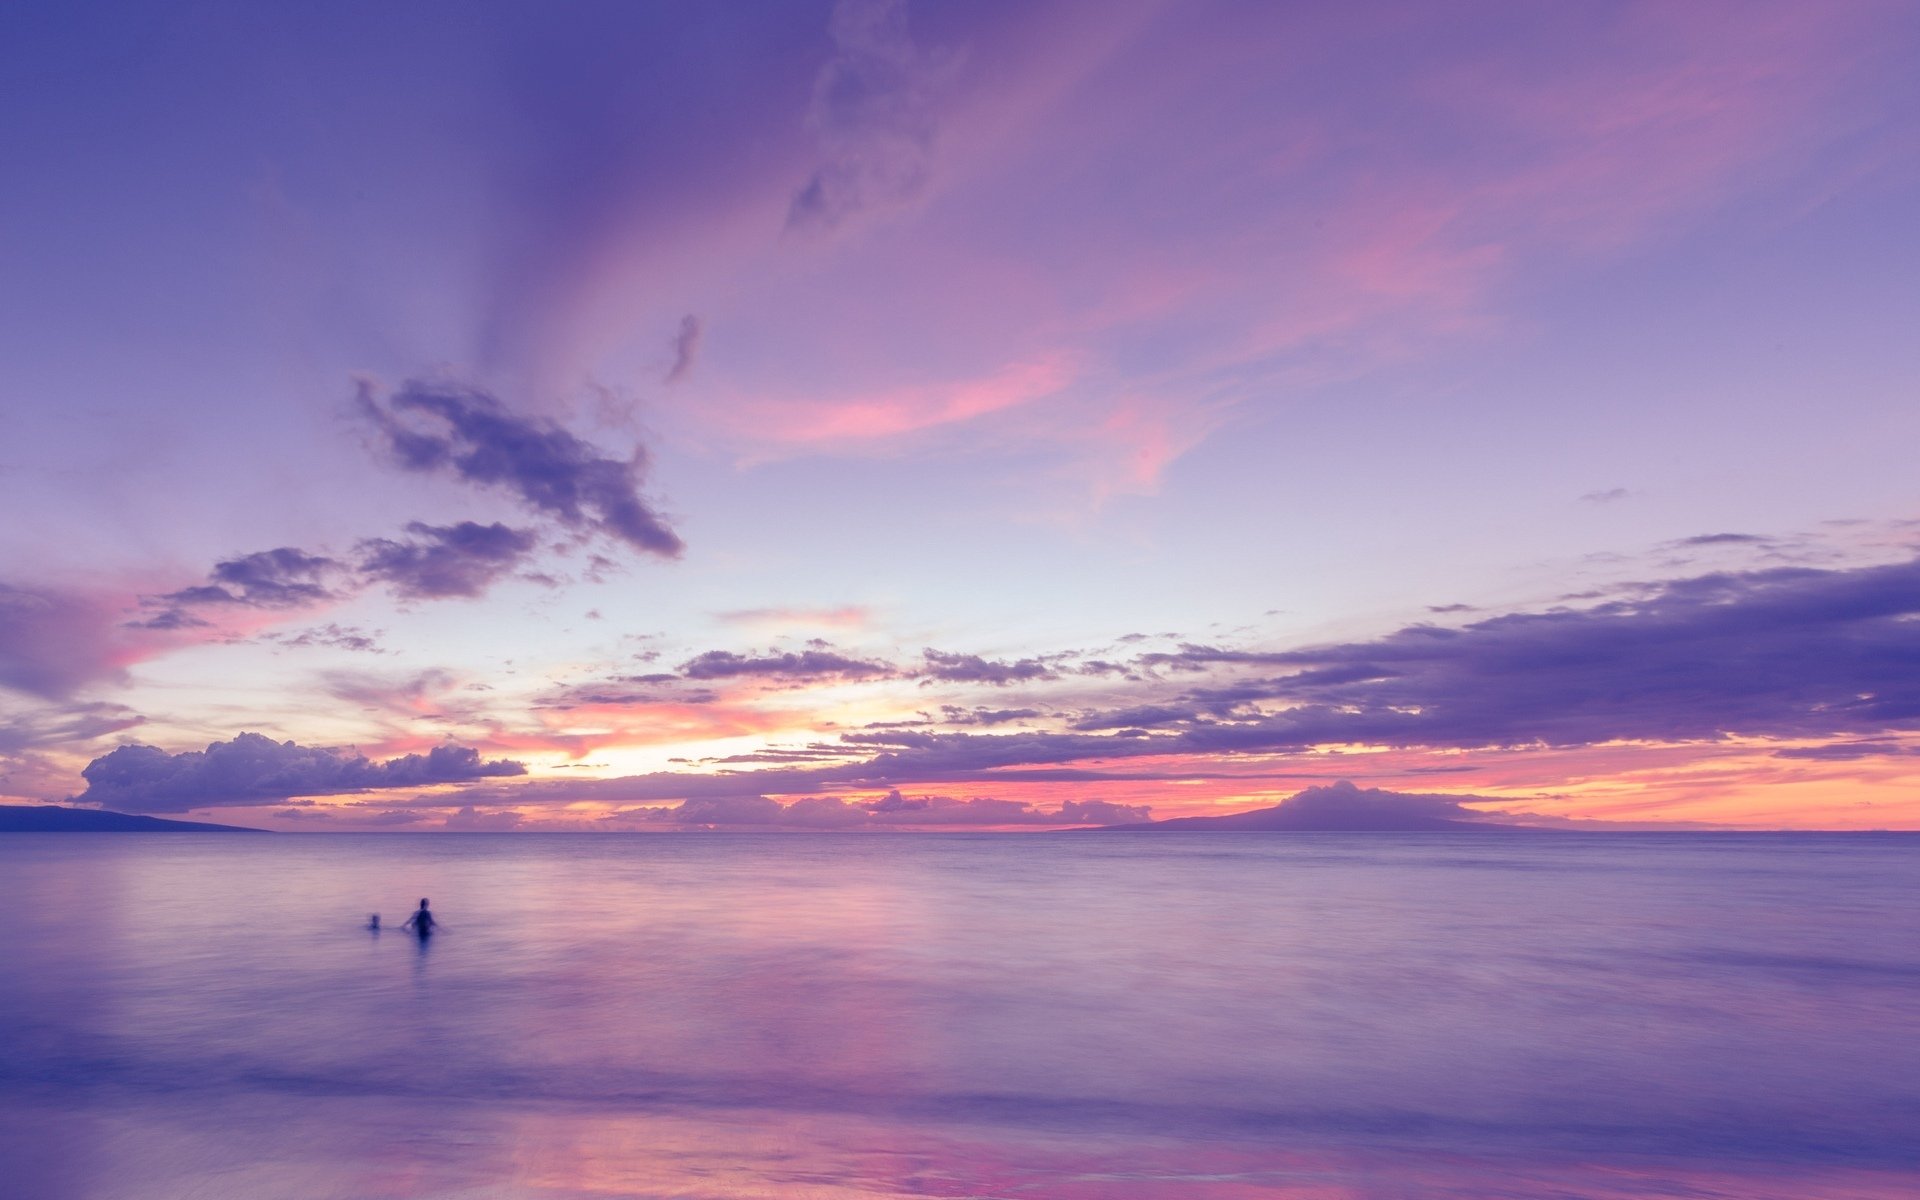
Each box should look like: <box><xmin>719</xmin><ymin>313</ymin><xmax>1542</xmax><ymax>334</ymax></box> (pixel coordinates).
<box><xmin>74</xmin><ymin>732</ymin><xmax>526</xmax><ymax>813</ymax></box>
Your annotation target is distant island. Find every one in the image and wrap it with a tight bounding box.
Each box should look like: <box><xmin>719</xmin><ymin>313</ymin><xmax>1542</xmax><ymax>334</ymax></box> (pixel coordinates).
<box><xmin>1099</xmin><ymin>780</ymin><xmax>1535</xmax><ymax>832</ymax></box>
<box><xmin>0</xmin><ymin>806</ymin><xmax>264</xmax><ymax>833</ymax></box>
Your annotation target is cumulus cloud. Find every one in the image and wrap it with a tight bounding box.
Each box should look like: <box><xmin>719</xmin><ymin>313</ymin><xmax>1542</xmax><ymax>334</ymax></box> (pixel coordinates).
<box><xmin>357</xmin><ymin>381</ymin><xmax>682</xmax><ymax>556</ymax></box>
<box><xmin>787</xmin><ymin>0</ymin><xmax>953</xmax><ymax>231</ymax></box>
<box><xmin>73</xmin><ymin>732</ymin><xmax>527</xmax><ymax>813</ymax></box>
<box><xmin>357</xmin><ymin>521</ymin><xmax>540</xmax><ymax>599</ymax></box>
<box><xmin>680</xmin><ymin>648</ymin><xmax>894</xmax><ymax>681</ymax></box>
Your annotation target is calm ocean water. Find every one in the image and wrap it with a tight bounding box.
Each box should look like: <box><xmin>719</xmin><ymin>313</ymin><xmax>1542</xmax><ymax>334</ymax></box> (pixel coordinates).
<box><xmin>1</xmin><ymin>831</ymin><xmax>1915</xmax><ymax>1199</ymax></box>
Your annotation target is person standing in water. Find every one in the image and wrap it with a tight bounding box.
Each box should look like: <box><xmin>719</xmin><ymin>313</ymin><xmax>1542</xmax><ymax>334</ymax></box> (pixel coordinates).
<box><xmin>401</xmin><ymin>898</ymin><xmax>436</xmax><ymax>937</ymax></box>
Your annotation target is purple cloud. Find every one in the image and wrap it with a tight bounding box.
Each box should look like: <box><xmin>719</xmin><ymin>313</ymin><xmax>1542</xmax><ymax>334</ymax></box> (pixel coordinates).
<box><xmin>1677</xmin><ymin>532</ymin><xmax>1770</xmax><ymax>547</ymax></box>
<box><xmin>0</xmin><ymin>583</ymin><xmax>137</xmax><ymax>699</ymax></box>
<box><xmin>1124</xmin><ymin>557</ymin><xmax>1920</xmax><ymax>751</ymax></box>
<box><xmin>1772</xmin><ymin>742</ymin><xmax>1915</xmax><ymax>761</ymax></box>
<box><xmin>0</xmin><ymin>702</ymin><xmax>145</xmax><ymax>759</ymax></box>
<box><xmin>680</xmin><ymin>648</ymin><xmax>894</xmax><ymax>681</ymax></box>
<box><xmin>73</xmin><ymin>732</ymin><xmax>527</xmax><ymax>813</ymax></box>
<box><xmin>604</xmin><ymin>788</ymin><xmax>1148</xmax><ymax>829</ymax></box>
<box><xmin>787</xmin><ymin>0</ymin><xmax>951</xmax><ymax>232</ymax></box>
<box><xmin>281</xmin><ymin>554</ymin><xmax>1920</xmax><ymax>813</ymax></box>
<box><xmin>919</xmin><ymin>649</ymin><xmax>1057</xmax><ymax>685</ymax></box>
<box><xmin>269</xmin><ymin>624</ymin><xmax>386</xmax><ymax>654</ymax></box>
<box><xmin>357</xmin><ymin>381</ymin><xmax>682</xmax><ymax>557</ymax></box>
<box><xmin>357</xmin><ymin>521</ymin><xmax>540</xmax><ymax>600</ymax></box>
<box><xmin>139</xmin><ymin>548</ymin><xmax>343</xmax><ymax>626</ymax></box>
<box><xmin>940</xmin><ymin>705</ymin><xmax>1043</xmax><ymax>726</ymax></box>
<box><xmin>664</xmin><ymin>314</ymin><xmax>703</xmax><ymax>384</ymax></box>
<box><xmin>444</xmin><ymin>806</ymin><xmax>524</xmax><ymax>831</ymax></box>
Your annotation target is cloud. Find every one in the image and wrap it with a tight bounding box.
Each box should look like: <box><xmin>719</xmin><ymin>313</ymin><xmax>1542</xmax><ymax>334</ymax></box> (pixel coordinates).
<box><xmin>357</xmin><ymin>381</ymin><xmax>682</xmax><ymax>557</ymax></box>
<box><xmin>357</xmin><ymin>521</ymin><xmax>540</xmax><ymax>599</ymax></box>
<box><xmin>919</xmin><ymin>649</ymin><xmax>1056</xmax><ymax>685</ymax></box>
<box><xmin>940</xmin><ymin>705</ymin><xmax>1042</xmax><ymax>726</ymax></box>
<box><xmin>1127</xmin><ymin>557</ymin><xmax>1920</xmax><ymax>751</ymax></box>
<box><xmin>281</xmin><ymin>552</ymin><xmax>1920</xmax><ymax>821</ymax></box>
<box><xmin>605</xmin><ymin>788</ymin><xmax>1148</xmax><ymax>829</ymax></box>
<box><xmin>0</xmin><ymin>583</ymin><xmax>142</xmax><ymax>699</ymax></box>
<box><xmin>444</xmin><ymin>805</ymin><xmax>524</xmax><ymax>831</ymax></box>
<box><xmin>321</xmin><ymin>668</ymin><xmax>466</xmax><ymax>720</ymax></box>
<box><xmin>679</xmin><ymin>648</ymin><xmax>894</xmax><ymax>681</ymax></box>
<box><xmin>664</xmin><ymin>314</ymin><xmax>703</xmax><ymax>384</ymax></box>
<box><xmin>1580</xmin><ymin>488</ymin><xmax>1632</xmax><ymax>504</ymax></box>
<box><xmin>787</xmin><ymin>0</ymin><xmax>954</xmax><ymax>231</ymax></box>
<box><xmin>715</xmin><ymin>605</ymin><xmax>871</xmax><ymax>630</ymax></box>
<box><xmin>186</xmin><ymin>548</ymin><xmax>341</xmax><ymax>606</ymax></box>
<box><xmin>1674</xmin><ymin>532</ymin><xmax>1770</xmax><ymax>547</ymax></box>
<box><xmin>1772</xmin><ymin>742</ymin><xmax>1916</xmax><ymax>762</ymax></box>
<box><xmin>0</xmin><ymin>702</ymin><xmax>145</xmax><ymax>758</ymax></box>
<box><xmin>560</xmin><ymin>553</ymin><xmax>1920</xmax><ymax>799</ymax></box>
<box><xmin>147</xmin><ymin>522</ymin><xmax>541</xmax><ymax>628</ymax></box>
<box><xmin>0</xmin><ymin>701</ymin><xmax>147</xmax><ymax>802</ymax></box>
<box><xmin>73</xmin><ymin>732</ymin><xmax>527</xmax><ymax>813</ymax></box>
<box><xmin>269</xmin><ymin>624</ymin><xmax>386</xmax><ymax>654</ymax></box>
<box><xmin>137</xmin><ymin>548</ymin><xmax>343</xmax><ymax>626</ymax></box>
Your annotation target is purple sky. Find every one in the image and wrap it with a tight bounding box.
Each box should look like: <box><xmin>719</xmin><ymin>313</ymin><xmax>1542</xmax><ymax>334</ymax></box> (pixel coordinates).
<box><xmin>3</xmin><ymin>0</ymin><xmax>1919</xmax><ymax>829</ymax></box>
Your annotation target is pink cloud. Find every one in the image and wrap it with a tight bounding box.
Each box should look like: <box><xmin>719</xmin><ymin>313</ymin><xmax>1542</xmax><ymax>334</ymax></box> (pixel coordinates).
<box><xmin>715</xmin><ymin>605</ymin><xmax>873</xmax><ymax>632</ymax></box>
<box><xmin>721</xmin><ymin>352</ymin><xmax>1078</xmax><ymax>455</ymax></box>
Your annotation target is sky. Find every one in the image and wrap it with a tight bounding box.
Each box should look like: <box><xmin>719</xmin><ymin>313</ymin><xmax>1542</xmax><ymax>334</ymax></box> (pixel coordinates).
<box><xmin>3</xmin><ymin>0</ymin><xmax>1919</xmax><ymax>831</ymax></box>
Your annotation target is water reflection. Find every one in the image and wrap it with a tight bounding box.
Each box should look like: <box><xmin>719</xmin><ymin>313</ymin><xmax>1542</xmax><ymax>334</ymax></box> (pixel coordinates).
<box><xmin>0</xmin><ymin>832</ymin><xmax>1914</xmax><ymax>1199</ymax></box>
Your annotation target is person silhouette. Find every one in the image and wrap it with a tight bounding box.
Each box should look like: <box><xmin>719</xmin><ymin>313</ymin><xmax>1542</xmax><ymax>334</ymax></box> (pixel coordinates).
<box><xmin>401</xmin><ymin>898</ymin><xmax>437</xmax><ymax>938</ymax></box>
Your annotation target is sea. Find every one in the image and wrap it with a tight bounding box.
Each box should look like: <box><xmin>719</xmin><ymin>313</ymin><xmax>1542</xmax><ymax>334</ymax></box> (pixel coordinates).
<box><xmin>1</xmin><ymin>831</ymin><xmax>1915</xmax><ymax>1199</ymax></box>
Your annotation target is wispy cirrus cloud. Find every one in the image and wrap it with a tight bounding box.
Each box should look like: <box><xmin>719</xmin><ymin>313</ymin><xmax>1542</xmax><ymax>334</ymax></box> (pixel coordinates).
<box><xmin>786</xmin><ymin>0</ymin><xmax>956</xmax><ymax>233</ymax></box>
<box><xmin>715</xmin><ymin>605</ymin><xmax>872</xmax><ymax>631</ymax></box>
<box><xmin>663</xmin><ymin>314</ymin><xmax>703</xmax><ymax>384</ymax></box>
<box><xmin>0</xmin><ymin>583</ymin><xmax>148</xmax><ymax>699</ymax></box>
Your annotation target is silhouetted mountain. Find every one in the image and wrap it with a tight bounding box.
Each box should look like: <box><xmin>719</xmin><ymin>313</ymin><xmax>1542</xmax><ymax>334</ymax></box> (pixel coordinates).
<box><xmin>1102</xmin><ymin>780</ymin><xmax>1532</xmax><ymax>832</ymax></box>
<box><xmin>0</xmin><ymin>806</ymin><xmax>264</xmax><ymax>833</ymax></box>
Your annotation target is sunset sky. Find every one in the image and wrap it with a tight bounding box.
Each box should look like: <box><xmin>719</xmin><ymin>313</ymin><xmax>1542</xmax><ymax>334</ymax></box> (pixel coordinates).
<box><xmin>4</xmin><ymin>0</ymin><xmax>1919</xmax><ymax>830</ymax></box>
